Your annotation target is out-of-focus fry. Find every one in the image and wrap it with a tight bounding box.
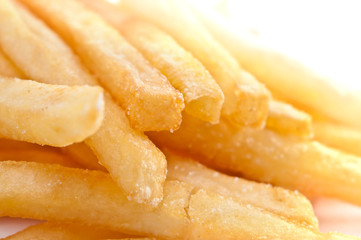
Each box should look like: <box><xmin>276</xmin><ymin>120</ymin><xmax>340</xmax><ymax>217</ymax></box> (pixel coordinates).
<box><xmin>192</xmin><ymin>8</ymin><xmax>361</xmax><ymax>129</ymax></box>
<box><xmin>78</xmin><ymin>0</ymin><xmax>224</xmax><ymax>124</ymax></box>
<box><xmin>0</xmin><ymin>0</ymin><xmax>167</xmax><ymax>205</ymax></box>
<box><xmin>266</xmin><ymin>100</ymin><xmax>313</xmax><ymax>139</ymax></box>
<box><xmin>61</xmin><ymin>142</ymin><xmax>106</xmax><ymax>171</ymax></box>
<box><xmin>149</xmin><ymin>113</ymin><xmax>361</xmax><ymax>206</ymax></box>
<box><xmin>117</xmin><ymin>0</ymin><xmax>270</xmax><ymax>128</ymax></box>
<box><xmin>0</xmin><ymin>48</ymin><xmax>24</xmax><ymax>78</ymax></box>
<box><xmin>164</xmin><ymin>149</ymin><xmax>318</xmax><ymax>228</ymax></box>
<box><xmin>313</xmin><ymin>121</ymin><xmax>361</xmax><ymax>157</ymax></box>
<box><xmin>0</xmin><ymin>161</ymin><xmax>191</xmax><ymax>239</ymax></box>
<box><xmin>0</xmin><ymin>149</ymin><xmax>80</xmax><ymax>168</ymax></box>
<box><xmin>4</xmin><ymin>222</ymin><xmax>129</xmax><ymax>240</ymax></box>
<box><xmin>326</xmin><ymin>232</ymin><xmax>361</xmax><ymax>240</ymax></box>
<box><xmin>19</xmin><ymin>0</ymin><xmax>184</xmax><ymax>132</ymax></box>
<box><xmin>0</xmin><ymin>77</ymin><xmax>104</xmax><ymax>147</ymax></box>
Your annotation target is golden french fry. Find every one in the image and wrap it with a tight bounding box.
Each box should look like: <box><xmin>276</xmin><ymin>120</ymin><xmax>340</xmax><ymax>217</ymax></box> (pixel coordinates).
<box><xmin>149</xmin><ymin>113</ymin><xmax>361</xmax><ymax>206</ymax></box>
<box><xmin>326</xmin><ymin>232</ymin><xmax>361</xmax><ymax>240</ymax></box>
<box><xmin>0</xmin><ymin>77</ymin><xmax>104</xmax><ymax>147</ymax></box>
<box><xmin>164</xmin><ymin>149</ymin><xmax>318</xmax><ymax>228</ymax></box>
<box><xmin>313</xmin><ymin>121</ymin><xmax>361</xmax><ymax>157</ymax></box>
<box><xmin>19</xmin><ymin>0</ymin><xmax>184</xmax><ymax>132</ymax></box>
<box><xmin>117</xmin><ymin>0</ymin><xmax>270</xmax><ymax>128</ymax></box>
<box><xmin>187</xmin><ymin>189</ymin><xmax>323</xmax><ymax>240</ymax></box>
<box><xmin>193</xmin><ymin>8</ymin><xmax>361</xmax><ymax>129</ymax></box>
<box><xmin>266</xmin><ymin>100</ymin><xmax>313</xmax><ymax>139</ymax></box>
<box><xmin>4</xmin><ymin>222</ymin><xmax>129</xmax><ymax>240</ymax></box>
<box><xmin>0</xmin><ymin>0</ymin><xmax>167</xmax><ymax>205</ymax></box>
<box><xmin>78</xmin><ymin>0</ymin><xmax>224</xmax><ymax>124</ymax></box>
<box><xmin>61</xmin><ymin>142</ymin><xmax>106</xmax><ymax>171</ymax></box>
<box><xmin>0</xmin><ymin>161</ymin><xmax>329</xmax><ymax>240</ymax></box>
<box><xmin>0</xmin><ymin>48</ymin><xmax>24</xmax><ymax>78</ymax></box>
<box><xmin>0</xmin><ymin>161</ymin><xmax>191</xmax><ymax>239</ymax></box>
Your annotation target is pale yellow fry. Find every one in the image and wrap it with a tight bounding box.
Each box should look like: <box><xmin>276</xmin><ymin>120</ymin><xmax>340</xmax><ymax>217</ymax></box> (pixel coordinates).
<box><xmin>117</xmin><ymin>0</ymin><xmax>270</xmax><ymax>128</ymax></box>
<box><xmin>19</xmin><ymin>0</ymin><xmax>184</xmax><ymax>132</ymax></box>
<box><xmin>148</xmin><ymin>113</ymin><xmax>361</xmax><ymax>206</ymax></box>
<box><xmin>0</xmin><ymin>149</ymin><xmax>80</xmax><ymax>168</ymax></box>
<box><xmin>0</xmin><ymin>0</ymin><xmax>166</xmax><ymax>205</ymax></box>
<box><xmin>0</xmin><ymin>161</ymin><xmax>191</xmax><ymax>239</ymax></box>
<box><xmin>0</xmin><ymin>48</ymin><xmax>25</xmax><ymax>78</ymax></box>
<box><xmin>61</xmin><ymin>142</ymin><xmax>107</xmax><ymax>171</ymax></box>
<box><xmin>4</xmin><ymin>222</ymin><xmax>129</xmax><ymax>240</ymax></box>
<box><xmin>266</xmin><ymin>100</ymin><xmax>313</xmax><ymax>139</ymax></box>
<box><xmin>187</xmin><ymin>189</ymin><xmax>323</xmax><ymax>240</ymax></box>
<box><xmin>193</xmin><ymin>9</ymin><xmax>361</xmax><ymax>129</ymax></box>
<box><xmin>0</xmin><ymin>161</ymin><xmax>328</xmax><ymax>240</ymax></box>
<box><xmin>0</xmin><ymin>77</ymin><xmax>104</xmax><ymax>147</ymax></box>
<box><xmin>78</xmin><ymin>0</ymin><xmax>224</xmax><ymax>124</ymax></box>
<box><xmin>164</xmin><ymin>149</ymin><xmax>318</xmax><ymax>229</ymax></box>
<box><xmin>313</xmin><ymin>121</ymin><xmax>361</xmax><ymax>157</ymax></box>
<box><xmin>326</xmin><ymin>232</ymin><xmax>361</xmax><ymax>240</ymax></box>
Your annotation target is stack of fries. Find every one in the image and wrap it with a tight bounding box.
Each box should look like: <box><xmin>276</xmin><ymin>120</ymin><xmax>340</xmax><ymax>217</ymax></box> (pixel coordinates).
<box><xmin>1</xmin><ymin>0</ymin><xmax>361</xmax><ymax>239</ymax></box>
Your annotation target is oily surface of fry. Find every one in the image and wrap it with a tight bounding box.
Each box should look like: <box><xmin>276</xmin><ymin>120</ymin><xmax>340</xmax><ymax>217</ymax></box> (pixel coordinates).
<box><xmin>118</xmin><ymin>0</ymin><xmax>270</xmax><ymax>128</ymax></box>
<box><xmin>266</xmin><ymin>100</ymin><xmax>313</xmax><ymax>139</ymax></box>
<box><xmin>4</xmin><ymin>222</ymin><xmax>129</xmax><ymax>240</ymax></box>
<box><xmin>149</xmin><ymin>113</ymin><xmax>361</xmax><ymax>206</ymax></box>
<box><xmin>0</xmin><ymin>78</ymin><xmax>104</xmax><ymax>147</ymax></box>
<box><xmin>0</xmin><ymin>48</ymin><xmax>24</xmax><ymax>78</ymax></box>
<box><xmin>0</xmin><ymin>161</ymin><xmax>191</xmax><ymax>239</ymax></box>
<box><xmin>78</xmin><ymin>0</ymin><xmax>224</xmax><ymax>124</ymax></box>
<box><xmin>0</xmin><ymin>0</ymin><xmax>166</xmax><ymax>205</ymax></box>
<box><xmin>20</xmin><ymin>0</ymin><xmax>184</xmax><ymax>132</ymax></box>
<box><xmin>313</xmin><ymin>121</ymin><xmax>361</xmax><ymax>158</ymax></box>
<box><xmin>164</xmin><ymin>149</ymin><xmax>318</xmax><ymax>229</ymax></box>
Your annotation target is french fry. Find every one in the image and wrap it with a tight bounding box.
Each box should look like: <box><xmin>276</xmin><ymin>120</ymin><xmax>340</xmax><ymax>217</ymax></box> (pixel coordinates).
<box><xmin>0</xmin><ymin>77</ymin><xmax>104</xmax><ymax>147</ymax></box>
<box><xmin>187</xmin><ymin>189</ymin><xmax>324</xmax><ymax>240</ymax></box>
<box><xmin>0</xmin><ymin>161</ymin><xmax>191</xmax><ymax>239</ymax></box>
<box><xmin>149</xmin><ymin>113</ymin><xmax>361</xmax><ymax>206</ymax></box>
<box><xmin>0</xmin><ymin>0</ymin><xmax>166</xmax><ymax>205</ymax></box>
<box><xmin>164</xmin><ymin>149</ymin><xmax>318</xmax><ymax>228</ymax></box>
<box><xmin>192</xmin><ymin>8</ymin><xmax>361</xmax><ymax>129</ymax></box>
<box><xmin>313</xmin><ymin>121</ymin><xmax>361</xmax><ymax>157</ymax></box>
<box><xmin>77</xmin><ymin>0</ymin><xmax>224</xmax><ymax>124</ymax></box>
<box><xmin>19</xmin><ymin>0</ymin><xmax>184</xmax><ymax>132</ymax></box>
<box><xmin>61</xmin><ymin>142</ymin><xmax>107</xmax><ymax>171</ymax></box>
<box><xmin>266</xmin><ymin>100</ymin><xmax>313</xmax><ymax>139</ymax></box>
<box><xmin>0</xmin><ymin>161</ymin><xmax>331</xmax><ymax>240</ymax></box>
<box><xmin>0</xmin><ymin>48</ymin><xmax>24</xmax><ymax>78</ymax></box>
<box><xmin>117</xmin><ymin>0</ymin><xmax>270</xmax><ymax>128</ymax></box>
<box><xmin>326</xmin><ymin>232</ymin><xmax>361</xmax><ymax>240</ymax></box>
<box><xmin>4</xmin><ymin>222</ymin><xmax>129</xmax><ymax>240</ymax></box>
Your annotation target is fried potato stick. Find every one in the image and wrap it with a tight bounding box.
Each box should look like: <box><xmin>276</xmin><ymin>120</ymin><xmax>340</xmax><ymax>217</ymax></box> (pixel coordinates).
<box><xmin>266</xmin><ymin>100</ymin><xmax>313</xmax><ymax>139</ymax></box>
<box><xmin>164</xmin><ymin>149</ymin><xmax>318</xmax><ymax>229</ymax></box>
<box><xmin>19</xmin><ymin>0</ymin><xmax>184</xmax><ymax>132</ymax></box>
<box><xmin>61</xmin><ymin>142</ymin><xmax>107</xmax><ymax>171</ymax></box>
<box><xmin>78</xmin><ymin>0</ymin><xmax>224</xmax><ymax>124</ymax></box>
<box><xmin>117</xmin><ymin>0</ymin><xmax>270</xmax><ymax>128</ymax></box>
<box><xmin>0</xmin><ymin>161</ymin><xmax>191</xmax><ymax>239</ymax></box>
<box><xmin>313</xmin><ymin>121</ymin><xmax>361</xmax><ymax>157</ymax></box>
<box><xmin>149</xmin><ymin>113</ymin><xmax>361</xmax><ymax>206</ymax></box>
<box><xmin>0</xmin><ymin>0</ymin><xmax>166</xmax><ymax>205</ymax></box>
<box><xmin>0</xmin><ymin>48</ymin><xmax>24</xmax><ymax>78</ymax></box>
<box><xmin>193</xmin><ymin>8</ymin><xmax>361</xmax><ymax>129</ymax></box>
<box><xmin>0</xmin><ymin>161</ymin><xmax>327</xmax><ymax>240</ymax></box>
<box><xmin>4</xmin><ymin>222</ymin><xmax>129</xmax><ymax>240</ymax></box>
<box><xmin>0</xmin><ymin>78</ymin><xmax>104</xmax><ymax>147</ymax></box>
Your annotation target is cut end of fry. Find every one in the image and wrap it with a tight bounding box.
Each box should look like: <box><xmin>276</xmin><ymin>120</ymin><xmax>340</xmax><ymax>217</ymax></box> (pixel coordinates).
<box><xmin>266</xmin><ymin>100</ymin><xmax>313</xmax><ymax>139</ymax></box>
<box><xmin>185</xmin><ymin>94</ymin><xmax>223</xmax><ymax>124</ymax></box>
<box><xmin>0</xmin><ymin>78</ymin><xmax>104</xmax><ymax>147</ymax></box>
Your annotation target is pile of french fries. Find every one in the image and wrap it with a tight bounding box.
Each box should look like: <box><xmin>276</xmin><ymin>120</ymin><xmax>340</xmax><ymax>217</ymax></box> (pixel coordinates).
<box><xmin>1</xmin><ymin>0</ymin><xmax>361</xmax><ymax>239</ymax></box>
